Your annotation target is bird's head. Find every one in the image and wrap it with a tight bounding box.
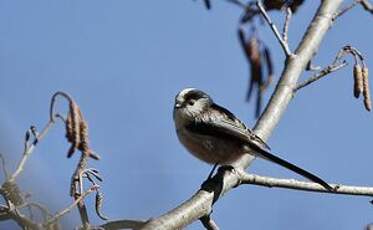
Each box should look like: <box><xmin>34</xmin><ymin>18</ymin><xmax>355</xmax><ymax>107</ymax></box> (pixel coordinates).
<box><xmin>173</xmin><ymin>88</ymin><xmax>213</xmax><ymax>122</ymax></box>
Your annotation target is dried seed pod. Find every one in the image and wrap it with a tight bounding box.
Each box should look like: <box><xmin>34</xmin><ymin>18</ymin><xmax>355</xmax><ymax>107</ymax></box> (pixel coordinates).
<box><xmin>66</xmin><ymin>112</ymin><xmax>76</xmax><ymax>158</ymax></box>
<box><xmin>78</xmin><ymin>120</ymin><xmax>89</xmax><ymax>156</ymax></box>
<box><xmin>362</xmin><ymin>67</ymin><xmax>371</xmax><ymax>111</ymax></box>
<box><xmin>95</xmin><ymin>191</ymin><xmax>109</xmax><ymax>220</ymax></box>
<box><xmin>64</xmin><ymin>99</ymin><xmax>100</xmax><ymax>159</ymax></box>
<box><xmin>247</xmin><ymin>37</ymin><xmax>263</xmax><ymax>102</ymax></box>
<box><xmin>263</xmin><ymin>47</ymin><xmax>273</xmax><ymax>89</ymax></box>
<box><xmin>239</xmin><ymin>28</ymin><xmax>272</xmax><ymax>118</ymax></box>
<box><xmin>70</xmin><ymin>101</ymin><xmax>82</xmax><ymax>150</ymax></box>
<box><xmin>65</xmin><ymin>100</ymin><xmax>84</xmax><ymax>158</ymax></box>
<box><xmin>353</xmin><ymin>64</ymin><xmax>363</xmax><ymax>98</ymax></box>
<box><xmin>78</xmin><ymin>120</ymin><xmax>100</xmax><ymax>160</ymax></box>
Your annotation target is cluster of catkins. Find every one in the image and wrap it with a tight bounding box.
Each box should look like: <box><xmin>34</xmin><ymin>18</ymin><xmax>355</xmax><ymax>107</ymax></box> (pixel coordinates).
<box><xmin>353</xmin><ymin>62</ymin><xmax>371</xmax><ymax>111</ymax></box>
<box><xmin>65</xmin><ymin>100</ymin><xmax>100</xmax><ymax>160</ymax></box>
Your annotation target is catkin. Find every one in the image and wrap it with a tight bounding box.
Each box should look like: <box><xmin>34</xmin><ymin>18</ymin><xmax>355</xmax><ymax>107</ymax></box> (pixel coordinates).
<box><xmin>64</xmin><ymin>100</ymin><xmax>100</xmax><ymax>159</ymax></box>
<box><xmin>353</xmin><ymin>64</ymin><xmax>363</xmax><ymax>98</ymax></box>
<box><xmin>95</xmin><ymin>191</ymin><xmax>109</xmax><ymax>220</ymax></box>
<box><xmin>362</xmin><ymin>67</ymin><xmax>371</xmax><ymax>111</ymax></box>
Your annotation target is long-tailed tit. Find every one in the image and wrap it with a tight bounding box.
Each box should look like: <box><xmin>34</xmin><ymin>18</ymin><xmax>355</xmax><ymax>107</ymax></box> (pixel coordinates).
<box><xmin>173</xmin><ymin>88</ymin><xmax>332</xmax><ymax>190</ymax></box>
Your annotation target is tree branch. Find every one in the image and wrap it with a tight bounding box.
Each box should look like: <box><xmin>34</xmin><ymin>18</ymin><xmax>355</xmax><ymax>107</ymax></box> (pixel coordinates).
<box><xmin>334</xmin><ymin>0</ymin><xmax>373</xmax><ymax>19</ymax></box>
<box><xmin>238</xmin><ymin>172</ymin><xmax>373</xmax><ymax>197</ymax></box>
<box><xmin>99</xmin><ymin>219</ymin><xmax>147</xmax><ymax>230</ymax></box>
<box><xmin>282</xmin><ymin>7</ymin><xmax>292</xmax><ymax>45</ymax></box>
<box><xmin>71</xmin><ymin>154</ymin><xmax>91</xmax><ymax>228</ymax></box>
<box><xmin>0</xmin><ymin>202</ymin><xmax>40</xmax><ymax>230</ymax></box>
<box><xmin>334</xmin><ymin>0</ymin><xmax>360</xmax><ymax>19</ymax></box>
<box><xmin>44</xmin><ymin>185</ymin><xmax>97</xmax><ymax>228</ymax></box>
<box><xmin>295</xmin><ymin>61</ymin><xmax>348</xmax><ymax>91</ymax></box>
<box><xmin>257</xmin><ymin>0</ymin><xmax>292</xmax><ymax>56</ymax></box>
<box><xmin>140</xmin><ymin>1</ymin><xmax>343</xmax><ymax>229</ymax></box>
<box><xmin>9</xmin><ymin>121</ymin><xmax>54</xmax><ymax>182</ymax></box>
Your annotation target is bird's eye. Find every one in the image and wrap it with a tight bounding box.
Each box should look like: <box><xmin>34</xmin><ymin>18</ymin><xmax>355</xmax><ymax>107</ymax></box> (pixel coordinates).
<box><xmin>188</xmin><ymin>99</ymin><xmax>195</xmax><ymax>106</ymax></box>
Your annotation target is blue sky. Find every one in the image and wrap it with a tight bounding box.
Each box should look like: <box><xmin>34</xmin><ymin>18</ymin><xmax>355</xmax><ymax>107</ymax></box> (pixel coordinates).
<box><xmin>0</xmin><ymin>0</ymin><xmax>373</xmax><ymax>229</ymax></box>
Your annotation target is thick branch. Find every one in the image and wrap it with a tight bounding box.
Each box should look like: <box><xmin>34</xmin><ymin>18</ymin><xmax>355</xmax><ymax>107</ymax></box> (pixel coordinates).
<box><xmin>140</xmin><ymin>1</ymin><xmax>343</xmax><ymax>229</ymax></box>
<box><xmin>239</xmin><ymin>173</ymin><xmax>373</xmax><ymax>197</ymax></box>
<box><xmin>0</xmin><ymin>202</ymin><xmax>40</xmax><ymax>229</ymax></box>
<box><xmin>99</xmin><ymin>219</ymin><xmax>147</xmax><ymax>230</ymax></box>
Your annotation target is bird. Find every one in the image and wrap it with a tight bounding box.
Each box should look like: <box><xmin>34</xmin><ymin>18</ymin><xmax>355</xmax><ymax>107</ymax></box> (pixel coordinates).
<box><xmin>173</xmin><ymin>88</ymin><xmax>333</xmax><ymax>191</ymax></box>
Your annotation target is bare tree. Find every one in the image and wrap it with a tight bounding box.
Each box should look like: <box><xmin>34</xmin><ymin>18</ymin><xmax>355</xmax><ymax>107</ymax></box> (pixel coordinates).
<box><xmin>0</xmin><ymin>0</ymin><xmax>372</xmax><ymax>229</ymax></box>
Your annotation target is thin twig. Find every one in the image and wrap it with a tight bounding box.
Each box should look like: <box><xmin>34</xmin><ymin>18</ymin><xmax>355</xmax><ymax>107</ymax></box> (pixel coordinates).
<box><xmin>296</xmin><ymin>44</ymin><xmax>367</xmax><ymax>92</ymax></box>
<box><xmin>71</xmin><ymin>154</ymin><xmax>90</xmax><ymax>228</ymax></box>
<box><xmin>333</xmin><ymin>0</ymin><xmax>373</xmax><ymax>19</ymax></box>
<box><xmin>9</xmin><ymin>120</ymin><xmax>55</xmax><ymax>182</ymax></box>
<box><xmin>334</xmin><ymin>0</ymin><xmax>359</xmax><ymax>19</ymax></box>
<box><xmin>282</xmin><ymin>7</ymin><xmax>292</xmax><ymax>44</ymax></box>
<box><xmin>359</xmin><ymin>0</ymin><xmax>373</xmax><ymax>13</ymax></box>
<box><xmin>256</xmin><ymin>0</ymin><xmax>292</xmax><ymax>56</ymax></box>
<box><xmin>20</xmin><ymin>202</ymin><xmax>53</xmax><ymax>222</ymax></box>
<box><xmin>44</xmin><ymin>185</ymin><xmax>97</xmax><ymax>227</ymax></box>
<box><xmin>50</xmin><ymin>91</ymin><xmax>73</xmax><ymax>123</ymax></box>
<box><xmin>295</xmin><ymin>61</ymin><xmax>348</xmax><ymax>91</ymax></box>
<box><xmin>0</xmin><ymin>154</ymin><xmax>9</xmax><ymax>179</ymax></box>
<box><xmin>238</xmin><ymin>172</ymin><xmax>373</xmax><ymax>197</ymax></box>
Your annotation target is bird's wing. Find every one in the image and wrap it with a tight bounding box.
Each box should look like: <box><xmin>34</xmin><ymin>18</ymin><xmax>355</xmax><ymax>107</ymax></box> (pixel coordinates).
<box><xmin>187</xmin><ymin>112</ymin><xmax>332</xmax><ymax>191</ymax></box>
<box><xmin>210</xmin><ymin>103</ymin><xmax>270</xmax><ymax>149</ymax></box>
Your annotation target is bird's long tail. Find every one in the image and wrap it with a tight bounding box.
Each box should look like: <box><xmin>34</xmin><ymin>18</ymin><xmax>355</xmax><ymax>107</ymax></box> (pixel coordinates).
<box><xmin>249</xmin><ymin>143</ymin><xmax>333</xmax><ymax>191</ymax></box>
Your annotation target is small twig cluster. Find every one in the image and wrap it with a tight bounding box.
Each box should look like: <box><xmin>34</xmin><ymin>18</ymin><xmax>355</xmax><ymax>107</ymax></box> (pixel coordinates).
<box><xmin>210</xmin><ymin>0</ymin><xmax>302</xmax><ymax>117</ymax></box>
<box><xmin>50</xmin><ymin>92</ymin><xmax>100</xmax><ymax>160</ymax></box>
<box><xmin>50</xmin><ymin>91</ymin><xmax>108</xmax><ymax>228</ymax></box>
<box><xmin>295</xmin><ymin>45</ymin><xmax>371</xmax><ymax>111</ymax></box>
<box><xmin>0</xmin><ymin>91</ymin><xmax>109</xmax><ymax>229</ymax></box>
<box><xmin>192</xmin><ymin>0</ymin><xmax>302</xmax><ymax>117</ymax></box>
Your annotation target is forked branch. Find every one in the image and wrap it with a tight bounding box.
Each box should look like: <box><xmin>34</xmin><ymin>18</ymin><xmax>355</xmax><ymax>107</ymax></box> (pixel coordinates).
<box><xmin>140</xmin><ymin>1</ymin><xmax>344</xmax><ymax>229</ymax></box>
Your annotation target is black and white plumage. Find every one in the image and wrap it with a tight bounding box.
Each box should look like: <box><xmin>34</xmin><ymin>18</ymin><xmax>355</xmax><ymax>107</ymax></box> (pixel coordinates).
<box><xmin>173</xmin><ymin>88</ymin><xmax>332</xmax><ymax>190</ymax></box>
